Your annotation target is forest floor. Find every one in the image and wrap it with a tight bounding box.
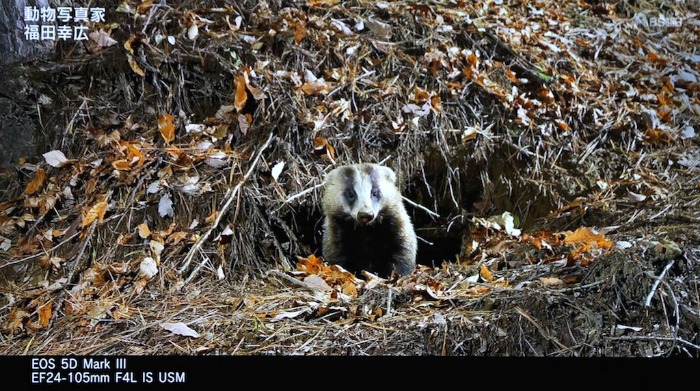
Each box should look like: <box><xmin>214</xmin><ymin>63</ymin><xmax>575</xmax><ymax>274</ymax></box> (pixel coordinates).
<box><xmin>0</xmin><ymin>0</ymin><xmax>699</xmax><ymax>357</ymax></box>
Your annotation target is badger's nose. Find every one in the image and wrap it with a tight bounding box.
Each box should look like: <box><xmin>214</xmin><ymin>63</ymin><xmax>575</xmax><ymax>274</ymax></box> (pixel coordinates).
<box><xmin>357</xmin><ymin>212</ymin><xmax>374</xmax><ymax>224</ymax></box>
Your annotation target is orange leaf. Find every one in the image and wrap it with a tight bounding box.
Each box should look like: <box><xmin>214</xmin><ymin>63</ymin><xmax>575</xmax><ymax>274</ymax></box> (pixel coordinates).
<box><xmin>301</xmin><ymin>80</ymin><xmax>332</xmax><ymax>95</ymax></box>
<box><xmin>307</xmin><ymin>0</ymin><xmax>340</xmax><ymax>6</ymax></box>
<box><xmin>6</xmin><ymin>308</ymin><xmax>29</xmax><ymax>334</ymax></box>
<box><xmin>82</xmin><ymin>201</ymin><xmax>108</xmax><ymax>228</ymax></box>
<box><xmin>136</xmin><ymin>0</ymin><xmax>154</xmax><ymax>13</ymax></box>
<box><xmin>563</xmin><ymin>227</ymin><xmax>603</xmax><ymax>244</ymax></box>
<box><xmin>414</xmin><ymin>86</ymin><xmax>430</xmax><ymax>102</ymax></box>
<box><xmin>158</xmin><ymin>113</ymin><xmax>175</xmax><ymax>143</ymax></box>
<box><xmin>467</xmin><ymin>53</ymin><xmax>479</xmax><ymax>67</ymax></box>
<box><xmin>430</xmin><ymin>95</ymin><xmax>442</xmax><ymax>112</ymax></box>
<box><xmin>38</xmin><ymin>303</ymin><xmax>52</xmax><ymax>328</ymax></box>
<box><xmin>297</xmin><ymin>254</ymin><xmax>324</xmax><ymax>273</ymax></box>
<box><xmin>294</xmin><ymin>23</ymin><xmax>307</xmax><ymax>45</ymax></box>
<box><xmin>128</xmin><ymin>144</ymin><xmax>146</xmax><ymax>167</ymax></box>
<box><xmin>479</xmin><ymin>264</ymin><xmax>494</xmax><ymax>282</ymax></box>
<box><xmin>234</xmin><ymin>75</ymin><xmax>248</xmax><ymax>112</ymax></box>
<box><xmin>138</xmin><ymin>223</ymin><xmax>151</xmax><ymax>239</ymax></box>
<box><xmin>24</xmin><ymin>168</ymin><xmax>46</xmax><ymax>195</ymax></box>
<box><xmin>643</xmin><ymin>128</ymin><xmax>673</xmax><ymax>145</ymax></box>
<box><xmin>124</xmin><ymin>35</ymin><xmax>138</xmax><ymax>54</ymax></box>
<box><xmin>647</xmin><ymin>52</ymin><xmax>668</xmax><ymax>65</ymax></box>
<box><xmin>313</xmin><ymin>137</ymin><xmax>336</xmax><ymax>161</ymax></box>
<box><xmin>112</xmin><ymin>160</ymin><xmax>131</xmax><ymax>170</ymax></box>
<box><xmin>555</xmin><ymin>120</ymin><xmax>571</xmax><ymax>131</ymax></box>
<box><xmin>127</xmin><ymin>55</ymin><xmax>145</xmax><ymax>77</ymax></box>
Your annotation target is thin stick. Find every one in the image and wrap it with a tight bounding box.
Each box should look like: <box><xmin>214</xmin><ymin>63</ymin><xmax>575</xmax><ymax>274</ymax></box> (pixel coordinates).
<box><xmin>608</xmin><ymin>336</ymin><xmax>700</xmax><ymax>352</ymax></box>
<box><xmin>280</xmin><ymin>183</ymin><xmax>323</xmax><ymax>206</ymax></box>
<box><xmin>179</xmin><ymin>132</ymin><xmax>274</xmax><ymax>276</ymax></box>
<box><xmin>402</xmin><ymin>196</ymin><xmax>440</xmax><ymax>218</ymax></box>
<box><xmin>644</xmin><ymin>260</ymin><xmax>675</xmax><ymax>307</ymax></box>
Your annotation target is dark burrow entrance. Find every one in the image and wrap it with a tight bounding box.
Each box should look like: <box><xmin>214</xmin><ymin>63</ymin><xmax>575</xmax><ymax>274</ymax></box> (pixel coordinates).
<box><xmin>278</xmin><ymin>144</ymin><xmax>563</xmax><ymax>271</ymax></box>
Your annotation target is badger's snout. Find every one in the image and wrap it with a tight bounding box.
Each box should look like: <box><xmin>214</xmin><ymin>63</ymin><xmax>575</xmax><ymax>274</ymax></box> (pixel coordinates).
<box><xmin>356</xmin><ymin>211</ymin><xmax>374</xmax><ymax>224</ymax></box>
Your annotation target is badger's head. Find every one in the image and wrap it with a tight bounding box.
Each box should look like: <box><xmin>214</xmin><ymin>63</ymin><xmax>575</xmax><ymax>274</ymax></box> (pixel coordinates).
<box><xmin>322</xmin><ymin>163</ymin><xmax>401</xmax><ymax>225</ymax></box>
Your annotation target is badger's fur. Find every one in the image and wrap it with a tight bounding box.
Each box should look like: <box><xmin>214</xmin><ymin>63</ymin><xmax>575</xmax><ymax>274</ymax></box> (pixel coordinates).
<box><xmin>321</xmin><ymin>163</ymin><xmax>417</xmax><ymax>278</ymax></box>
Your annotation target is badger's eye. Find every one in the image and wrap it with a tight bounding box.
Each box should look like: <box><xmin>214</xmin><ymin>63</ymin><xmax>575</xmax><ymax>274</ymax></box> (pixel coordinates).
<box><xmin>344</xmin><ymin>189</ymin><xmax>356</xmax><ymax>201</ymax></box>
<box><xmin>371</xmin><ymin>189</ymin><xmax>380</xmax><ymax>199</ymax></box>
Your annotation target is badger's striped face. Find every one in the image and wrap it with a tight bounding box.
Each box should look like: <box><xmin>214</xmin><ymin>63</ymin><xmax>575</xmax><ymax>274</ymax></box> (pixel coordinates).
<box><xmin>323</xmin><ymin>164</ymin><xmax>399</xmax><ymax>225</ymax></box>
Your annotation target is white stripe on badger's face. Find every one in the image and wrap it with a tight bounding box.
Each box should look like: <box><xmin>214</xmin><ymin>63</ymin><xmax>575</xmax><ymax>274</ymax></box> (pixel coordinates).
<box><xmin>350</xmin><ymin>167</ymin><xmax>380</xmax><ymax>224</ymax></box>
<box><xmin>323</xmin><ymin>164</ymin><xmax>399</xmax><ymax>225</ymax></box>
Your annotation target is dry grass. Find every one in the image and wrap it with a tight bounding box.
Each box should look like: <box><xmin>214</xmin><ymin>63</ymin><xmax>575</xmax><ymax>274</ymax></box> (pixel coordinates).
<box><xmin>0</xmin><ymin>0</ymin><xmax>698</xmax><ymax>356</ymax></box>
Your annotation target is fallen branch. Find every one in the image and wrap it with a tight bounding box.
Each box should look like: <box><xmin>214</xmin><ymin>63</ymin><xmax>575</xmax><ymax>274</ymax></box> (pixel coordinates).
<box><xmin>178</xmin><ymin>132</ymin><xmax>275</xmax><ymax>277</ymax></box>
<box><xmin>644</xmin><ymin>260</ymin><xmax>675</xmax><ymax>307</ymax></box>
<box><xmin>608</xmin><ymin>335</ymin><xmax>700</xmax><ymax>352</ymax></box>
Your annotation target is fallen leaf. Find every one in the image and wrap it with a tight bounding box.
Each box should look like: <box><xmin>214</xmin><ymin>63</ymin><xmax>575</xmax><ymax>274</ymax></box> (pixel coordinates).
<box><xmin>139</xmin><ymin>257</ymin><xmax>158</xmax><ymax>279</ymax></box>
<box><xmin>271</xmin><ymin>162</ymin><xmax>285</xmax><ymax>181</ymax></box>
<box><xmin>304</xmin><ymin>274</ymin><xmax>333</xmax><ymax>291</ymax></box>
<box><xmin>24</xmin><ymin>168</ymin><xmax>46</xmax><ymax>195</ymax></box>
<box><xmin>89</xmin><ymin>30</ymin><xmax>118</xmax><ymax>47</ymax></box>
<box><xmin>127</xmin><ymin>54</ymin><xmax>145</xmax><ymax>77</ymax></box>
<box><xmin>158</xmin><ymin>113</ymin><xmax>175</xmax><ymax>143</ymax></box>
<box><xmin>479</xmin><ymin>264</ymin><xmax>494</xmax><ymax>282</ymax></box>
<box><xmin>313</xmin><ymin>137</ymin><xmax>336</xmax><ymax>161</ymax></box>
<box><xmin>138</xmin><ymin>223</ymin><xmax>151</xmax><ymax>239</ymax></box>
<box><xmin>42</xmin><ymin>150</ymin><xmax>69</xmax><ymax>168</ymax></box>
<box><xmin>539</xmin><ymin>277</ymin><xmax>564</xmax><ymax>286</ymax></box>
<box><xmin>187</xmin><ymin>23</ymin><xmax>199</xmax><ymax>40</ymax></box>
<box><xmin>231</xmin><ymin>77</ymin><xmax>248</xmax><ymax>115</ymax></box>
<box><xmin>38</xmin><ymin>303</ymin><xmax>52</xmax><ymax>328</ymax></box>
<box><xmin>161</xmin><ymin>322</ymin><xmax>200</xmax><ymax>338</ymax></box>
<box><xmin>158</xmin><ymin>194</ymin><xmax>173</xmax><ymax>218</ymax></box>
<box><xmin>82</xmin><ymin>201</ymin><xmax>108</xmax><ymax>228</ymax></box>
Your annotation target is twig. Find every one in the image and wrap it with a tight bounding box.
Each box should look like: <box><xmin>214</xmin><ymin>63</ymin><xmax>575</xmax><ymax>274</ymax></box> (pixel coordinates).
<box><xmin>402</xmin><ymin>196</ymin><xmax>440</xmax><ymax>218</ymax></box>
<box><xmin>178</xmin><ymin>132</ymin><xmax>274</xmax><ymax>276</ymax></box>
<box><xmin>0</xmin><ymin>213</ymin><xmax>122</xmax><ymax>269</ymax></box>
<box><xmin>279</xmin><ymin>183</ymin><xmax>323</xmax><ymax>207</ymax></box>
<box><xmin>645</xmin><ymin>260</ymin><xmax>675</xmax><ymax>307</ymax></box>
<box><xmin>515</xmin><ymin>306</ymin><xmax>569</xmax><ymax>351</ymax></box>
<box><xmin>608</xmin><ymin>336</ymin><xmax>700</xmax><ymax>352</ymax></box>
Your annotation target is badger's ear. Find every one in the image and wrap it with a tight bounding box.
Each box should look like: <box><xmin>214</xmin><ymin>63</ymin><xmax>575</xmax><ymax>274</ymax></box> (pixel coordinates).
<box><xmin>381</xmin><ymin>166</ymin><xmax>397</xmax><ymax>184</ymax></box>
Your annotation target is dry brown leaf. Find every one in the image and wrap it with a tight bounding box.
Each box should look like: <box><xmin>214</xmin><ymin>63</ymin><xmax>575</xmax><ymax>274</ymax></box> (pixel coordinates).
<box><xmin>301</xmin><ymin>80</ymin><xmax>333</xmax><ymax>95</ymax></box>
<box><xmin>158</xmin><ymin>113</ymin><xmax>175</xmax><ymax>143</ymax></box>
<box><xmin>643</xmin><ymin>128</ymin><xmax>673</xmax><ymax>145</ymax></box>
<box><xmin>294</xmin><ymin>23</ymin><xmax>307</xmax><ymax>45</ymax></box>
<box><xmin>112</xmin><ymin>160</ymin><xmax>132</xmax><ymax>170</ymax></box>
<box><xmin>38</xmin><ymin>303</ymin><xmax>52</xmax><ymax>328</ymax></box>
<box><xmin>127</xmin><ymin>55</ymin><xmax>145</xmax><ymax>77</ymax></box>
<box><xmin>540</xmin><ymin>277</ymin><xmax>564</xmax><ymax>286</ymax></box>
<box><xmin>166</xmin><ymin>231</ymin><xmax>189</xmax><ymax>245</ymax></box>
<box><xmin>414</xmin><ymin>86</ymin><xmax>430</xmax><ymax>102</ymax></box>
<box><xmin>563</xmin><ymin>227</ymin><xmax>604</xmax><ymax>244</ymax></box>
<box><xmin>138</xmin><ymin>223</ymin><xmax>151</xmax><ymax>239</ymax></box>
<box><xmin>307</xmin><ymin>0</ymin><xmax>340</xmax><ymax>6</ymax></box>
<box><xmin>430</xmin><ymin>95</ymin><xmax>442</xmax><ymax>112</ymax></box>
<box><xmin>82</xmin><ymin>201</ymin><xmax>108</xmax><ymax>228</ymax></box>
<box><xmin>479</xmin><ymin>264</ymin><xmax>494</xmax><ymax>282</ymax></box>
<box><xmin>127</xmin><ymin>143</ymin><xmax>146</xmax><ymax>167</ymax></box>
<box><xmin>555</xmin><ymin>120</ymin><xmax>571</xmax><ymax>132</ymax></box>
<box><xmin>313</xmin><ymin>137</ymin><xmax>336</xmax><ymax>161</ymax></box>
<box><xmin>297</xmin><ymin>254</ymin><xmax>325</xmax><ymax>274</ymax></box>
<box><xmin>205</xmin><ymin>211</ymin><xmax>218</xmax><ymax>225</ymax></box>
<box><xmin>5</xmin><ymin>308</ymin><xmax>29</xmax><ymax>334</ymax></box>
<box><xmin>24</xmin><ymin>168</ymin><xmax>46</xmax><ymax>196</ymax></box>
<box><xmin>136</xmin><ymin>0</ymin><xmax>154</xmax><ymax>13</ymax></box>
<box><xmin>234</xmin><ymin>75</ymin><xmax>248</xmax><ymax>112</ymax></box>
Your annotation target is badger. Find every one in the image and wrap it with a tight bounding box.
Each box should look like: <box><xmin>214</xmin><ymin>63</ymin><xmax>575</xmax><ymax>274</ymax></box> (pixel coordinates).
<box><xmin>321</xmin><ymin>163</ymin><xmax>417</xmax><ymax>278</ymax></box>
